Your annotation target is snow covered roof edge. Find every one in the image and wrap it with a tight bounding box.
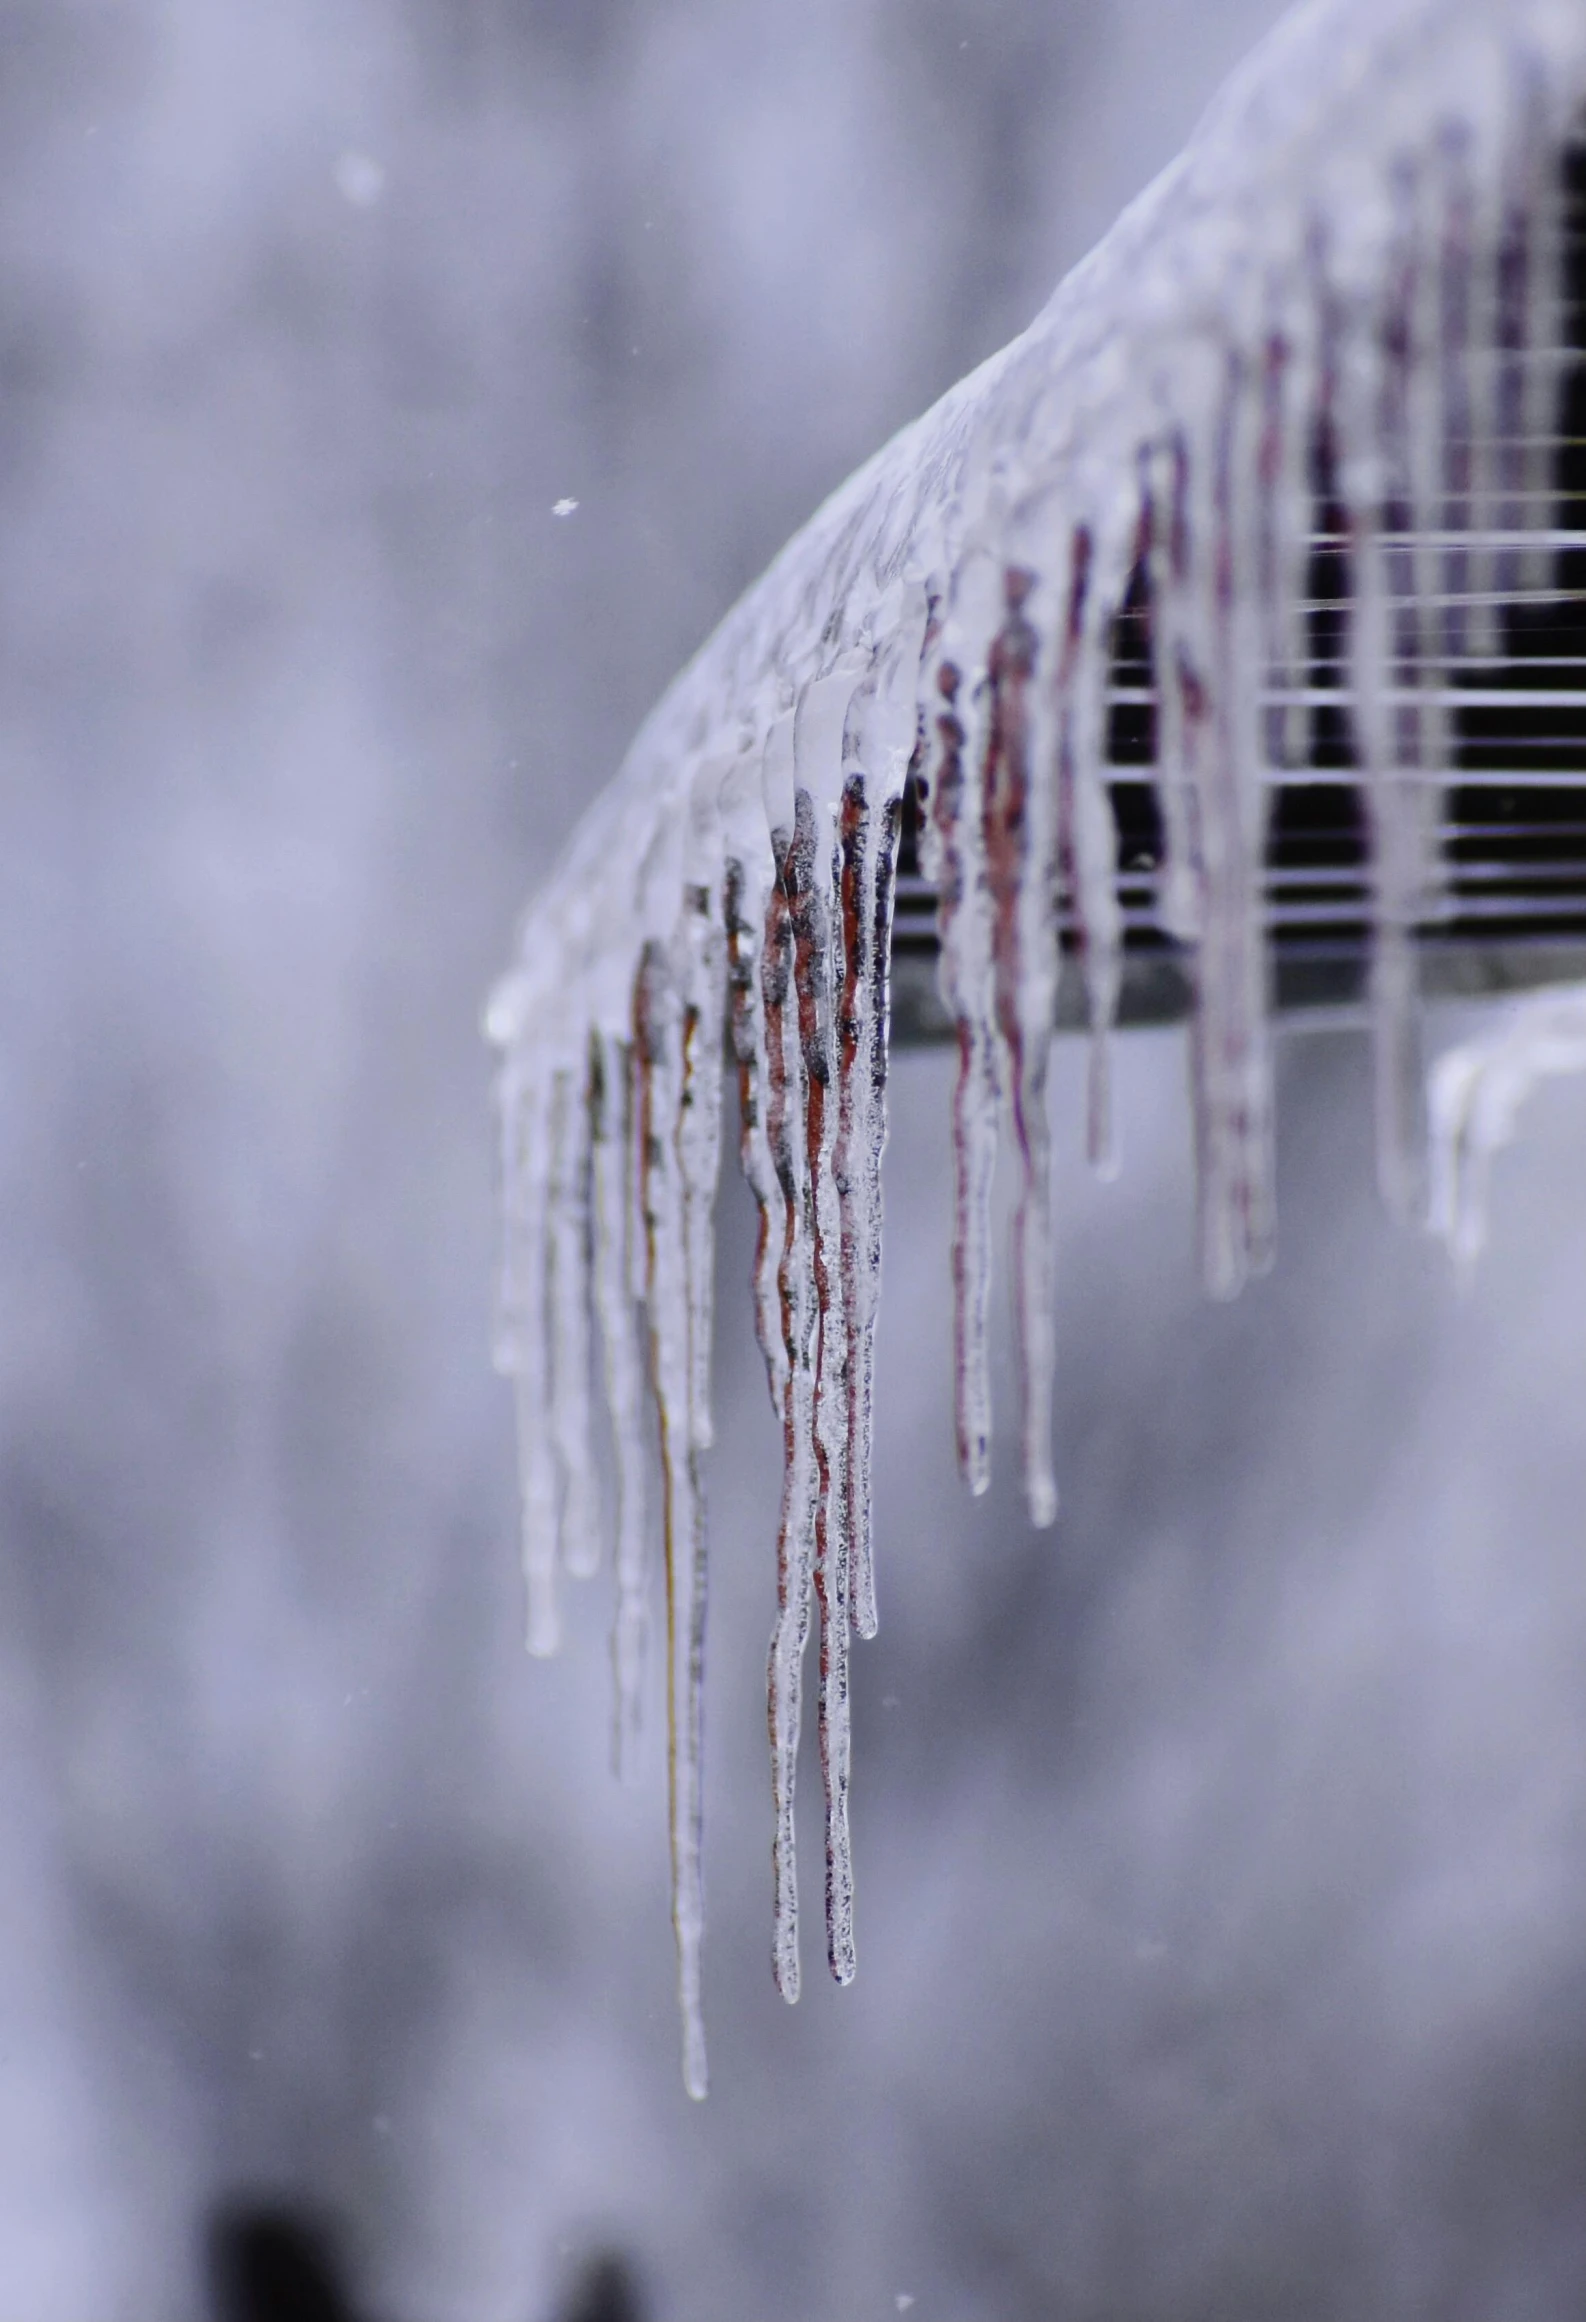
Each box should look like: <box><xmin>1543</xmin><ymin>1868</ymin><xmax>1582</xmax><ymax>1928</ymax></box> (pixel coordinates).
<box><xmin>489</xmin><ymin>0</ymin><xmax>1586</xmax><ymax>1046</ymax></box>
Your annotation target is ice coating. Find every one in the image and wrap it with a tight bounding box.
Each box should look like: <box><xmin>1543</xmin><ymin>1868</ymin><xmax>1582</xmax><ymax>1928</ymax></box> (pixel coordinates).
<box><xmin>1429</xmin><ymin>986</ymin><xmax>1586</xmax><ymax>1267</ymax></box>
<box><xmin>484</xmin><ymin>0</ymin><xmax>1586</xmax><ymax>2090</ymax></box>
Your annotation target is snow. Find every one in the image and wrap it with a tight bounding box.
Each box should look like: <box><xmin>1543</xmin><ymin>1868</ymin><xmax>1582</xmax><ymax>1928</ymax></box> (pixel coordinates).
<box><xmin>485</xmin><ymin>0</ymin><xmax>1586</xmax><ymax>2089</ymax></box>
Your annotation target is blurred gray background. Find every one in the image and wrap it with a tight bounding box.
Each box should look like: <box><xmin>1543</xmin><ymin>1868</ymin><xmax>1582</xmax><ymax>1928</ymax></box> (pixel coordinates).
<box><xmin>5</xmin><ymin>1</ymin><xmax>1586</xmax><ymax>2316</ymax></box>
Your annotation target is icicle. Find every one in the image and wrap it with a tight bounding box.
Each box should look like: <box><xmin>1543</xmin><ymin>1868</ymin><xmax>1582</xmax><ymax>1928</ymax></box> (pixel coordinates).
<box><xmin>921</xmin><ymin>551</ymin><xmax>1005</xmax><ymax>1492</ymax></box>
<box><xmin>858</xmin><ymin>790</ymin><xmax>903</xmax><ymax>1626</ymax></box>
<box><xmin>546</xmin><ymin>1064</ymin><xmax>601</xmax><ymax>1580</ymax></box>
<box><xmin>1188</xmin><ymin>349</ymin><xmax>1276</xmax><ymax>1297</ymax></box>
<box><xmin>1141</xmin><ymin>435</ymin><xmax>1205</xmax><ymax>948</ymax></box>
<box><xmin>1342</xmin><ymin>168</ymin><xmax>1434</xmax><ymax>1221</ymax></box>
<box><xmin>785</xmin><ymin>787</ymin><xmax>856</xmax><ymax>1985</ymax></box>
<box><xmin>624</xmin><ymin>1017</ymin><xmax>650</xmax><ymax>1315</ymax></box>
<box><xmin>834</xmin><ymin>777</ymin><xmax>874</xmax><ymax>1648</ymax></box>
<box><xmin>1434</xmin><ymin>123</ymin><xmax>1491</xmax><ymax>664</ymax></box>
<box><xmin>983</xmin><ymin>560</ymin><xmax>1061</xmax><ymax>1526</ymax></box>
<box><xmin>590</xmin><ymin>1028</ymin><xmax>650</xmax><ymax>1780</ymax></box>
<box><xmin>762</xmin><ymin>838</ymin><xmax>819</xmax><ymax>2004</ymax></box>
<box><xmin>1146</xmin><ymin>394</ymin><xmax>1271</xmax><ymax>1298</ymax></box>
<box><xmin>1462</xmin><ymin>123</ymin><xmax>1508</xmax><ymax>663</ymax></box>
<box><xmin>842</xmin><ymin>594</ymin><xmax>928</xmax><ymax>1638</ymax></box>
<box><xmin>1053</xmin><ymin>525</ymin><xmax>1126</xmax><ymax>1178</ymax></box>
<box><xmin>633</xmin><ymin>943</ymin><xmax>710</xmax><ymax>2100</ymax></box>
<box><xmin>836</xmin><ymin>773</ymin><xmax>900</xmax><ymax>1637</ymax></box>
<box><xmin>724</xmin><ymin>856</ymin><xmax>789</xmax><ymax>1416</ymax></box>
<box><xmin>1256</xmin><ymin>317</ymin><xmax>1314</xmax><ymax>778</ymax></box>
<box><xmin>495</xmin><ymin>1063</ymin><xmax>562</xmax><ymax>1657</ymax></box>
<box><xmin>831</xmin><ymin>771</ymin><xmax>874</xmax><ymax>1684</ymax></box>
<box><xmin>678</xmin><ymin>824</ymin><xmax>728</xmax><ymax>1455</ymax></box>
<box><xmin>1397</xmin><ymin>160</ymin><xmax>1454</xmax><ymax>810</ymax></box>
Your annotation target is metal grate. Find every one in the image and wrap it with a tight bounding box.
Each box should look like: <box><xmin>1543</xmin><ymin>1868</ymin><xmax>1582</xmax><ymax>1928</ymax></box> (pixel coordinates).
<box><xmin>892</xmin><ymin>135</ymin><xmax>1586</xmax><ymax>1040</ymax></box>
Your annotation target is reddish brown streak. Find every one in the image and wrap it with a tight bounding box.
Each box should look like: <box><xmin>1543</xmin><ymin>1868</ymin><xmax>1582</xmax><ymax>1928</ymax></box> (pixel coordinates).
<box><xmin>787</xmin><ymin>801</ymin><xmax>840</xmax><ymax>1694</ymax></box>
<box><xmin>985</xmin><ymin>565</ymin><xmax>1039</xmax><ymax>1159</ymax></box>
<box><xmin>836</xmin><ymin>776</ymin><xmax>867</xmax><ymax>1560</ymax></box>
<box><xmin>760</xmin><ymin>868</ymin><xmax>800</xmax><ymax>1615</ymax></box>
<box><xmin>1054</xmin><ymin>525</ymin><xmax>1094</xmax><ymax>1026</ymax></box>
<box><xmin>724</xmin><ymin>859</ymin><xmax>780</xmax><ymax>1392</ymax></box>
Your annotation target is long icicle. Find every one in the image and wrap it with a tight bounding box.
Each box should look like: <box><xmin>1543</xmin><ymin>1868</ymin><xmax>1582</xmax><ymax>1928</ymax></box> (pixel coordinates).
<box><xmin>547</xmin><ymin>1063</ymin><xmax>601</xmax><ymax>1580</ymax></box>
<box><xmin>1365</xmin><ymin>158</ymin><xmax>1441</xmax><ymax>1220</ymax></box>
<box><xmin>1257</xmin><ymin>329</ymin><xmax>1298</xmax><ymax>776</ymax></box>
<box><xmin>496</xmin><ymin>1062</ymin><xmax>561</xmax><ymax>1657</ymax></box>
<box><xmin>1435</xmin><ymin>121</ymin><xmax>1485</xmax><ymax>665</ymax></box>
<box><xmin>789</xmin><ymin>789</ymin><xmax>855</xmax><ymax>1984</ymax></box>
<box><xmin>634</xmin><ymin>942</ymin><xmax>710</xmax><ymax>2099</ymax></box>
<box><xmin>843</xmin><ymin>774</ymin><xmax>902</xmax><ymax>1640</ymax></box>
<box><xmin>923</xmin><ymin>557</ymin><xmax>1003</xmax><ymax>1492</ymax></box>
<box><xmin>1055</xmin><ymin>526</ymin><xmax>1126</xmax><ymax>1177</ymax></box>
<box><xmin>1400</xmin><ymin>150</ymin><xmax>1452</xmax><ymax>892</ymax></box>
<box><xmin>1194</xmin><ymin>346</ymin><xmax>1275</xmax><ymax>1295</ymax></box>
<box><xmin>763</xmin><ymin>838</ymin><xmax>819</xmax><ymax>2004</ymax></box>
<box><xmin>1146</xmin><ymin>422</ymin><xmax>1230</xmax><ymax>1279</ymax></box>
<box><xmin>834</xmin><ymin>776</ymin><xmax>872</xmax><ymax>1661</ymax></box>
<box><xmin>985</xmin><ymin>564</ymin><xmax>1060</xmax><ymax>1527</ymax></box>
<box><xmin>1142</xmin><ymin>435</ymin><xmax>1205</xmax><ymax>951</ymax></box>
<box><xmin>590</xmin><ymin>1028</ymin><xmax>650</xmax><ymax>1779</ymax></box>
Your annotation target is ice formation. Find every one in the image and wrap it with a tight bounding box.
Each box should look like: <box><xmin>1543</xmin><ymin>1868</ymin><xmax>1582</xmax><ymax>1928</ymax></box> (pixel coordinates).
<box><xmin>1429</xmin><ymin>984</ymin><xmax>1586</xmax><ymax>1267</ymax></box>
<box><xmin>486</xmin><ymin>0</ymin><xmax>1586</xmax><ymax>2092</ymax></box>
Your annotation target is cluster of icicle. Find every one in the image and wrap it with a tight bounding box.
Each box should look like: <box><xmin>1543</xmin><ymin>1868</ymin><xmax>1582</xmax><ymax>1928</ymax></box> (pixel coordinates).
<box><xmin>486</xmin><ymin>0</ymin><xmax>1586</xmax><ymax>2095</ymax></box>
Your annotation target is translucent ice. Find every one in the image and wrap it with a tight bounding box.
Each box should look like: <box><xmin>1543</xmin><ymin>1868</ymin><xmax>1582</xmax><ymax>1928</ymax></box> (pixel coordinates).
<box><xmin>1429</xmin><ymin>986</ymin><xmax>1586</xmax><ymax>1269</ymax></box>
